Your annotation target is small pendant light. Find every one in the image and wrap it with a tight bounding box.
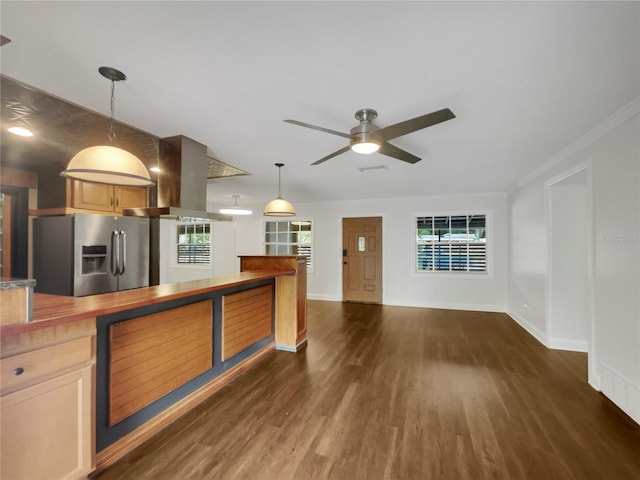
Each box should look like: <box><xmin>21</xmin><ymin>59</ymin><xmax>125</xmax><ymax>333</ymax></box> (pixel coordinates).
<box><xmin>60</xmin><ymin>67</ymin><xmax>153</xmax><ymax>186</ymax></box>
<box><xmin>219</xmin><ymin>194</ymin><xmax>253</xmax><ymax>216</ymax></box>
<box><xmin>263</xmin><ymin>163</ymin><xmax>295</xmax><ymax>216</ymax></box>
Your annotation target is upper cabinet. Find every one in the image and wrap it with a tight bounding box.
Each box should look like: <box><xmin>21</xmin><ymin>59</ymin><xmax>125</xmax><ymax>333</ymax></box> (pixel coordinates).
<box><xmin>35</xmin><ymin>179</ymin><xmax>149</xmax><ymax>216</ymax></box>
<box><xmin>69</xmin><ymin>180</ymin><xmax>148</xmax><ymax>214</ymax></box>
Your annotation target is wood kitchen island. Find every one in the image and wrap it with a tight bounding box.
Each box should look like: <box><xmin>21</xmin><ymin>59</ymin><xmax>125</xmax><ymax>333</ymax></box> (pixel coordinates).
<box><xmin>0</xmin><ymin>269</ymin><xmax>303</xmax><ymax>479</ymax></box>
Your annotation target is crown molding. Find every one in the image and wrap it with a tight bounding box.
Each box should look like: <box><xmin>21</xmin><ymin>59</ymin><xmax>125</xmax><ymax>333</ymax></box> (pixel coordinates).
<box><xmin>510</xmin><ymin>96</ymin><xmax>640</xmax><ymax>192</ymax></box>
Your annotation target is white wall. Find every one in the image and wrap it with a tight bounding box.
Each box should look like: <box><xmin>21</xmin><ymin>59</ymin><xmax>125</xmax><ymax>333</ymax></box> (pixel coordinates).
<box><xmin>508</xmin><ymin>99</ymin><xmax>640</xmax><ymax>424</ymax></box>
<box><xmin>235</xmin><ymin>192</ymin><xmax>508</xmax><ymax>312</ymax></box>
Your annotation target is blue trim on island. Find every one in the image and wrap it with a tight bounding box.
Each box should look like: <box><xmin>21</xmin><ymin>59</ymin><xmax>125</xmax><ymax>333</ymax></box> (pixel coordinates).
<box><xmin>96</xmin><ymin>278</ymin><xmax>276</xmax><ymax>452</ymax></box>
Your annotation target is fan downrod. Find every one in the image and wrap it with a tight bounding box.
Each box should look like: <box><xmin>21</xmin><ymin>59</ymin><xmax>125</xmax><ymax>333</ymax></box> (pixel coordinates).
<box><xmin>355</xmin><ymin>109</ymin><xmax>378</xmax><ymax>123</ymax></box>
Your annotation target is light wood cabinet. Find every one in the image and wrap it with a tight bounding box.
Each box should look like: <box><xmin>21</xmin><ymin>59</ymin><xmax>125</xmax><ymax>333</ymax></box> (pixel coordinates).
<box><xmin>239</xmin><ymin>255</ymin><xmax>307</xmax><ymax>352</ymax></box>
<box><xmin>0</xmin><ymin>320</ymin><xmax>96</xmax><ymax>480</ymax></box>
<box><xmin>69</xmin><ymin>180</ymin><xmax>148</xmax><ymax>214</ymax></box>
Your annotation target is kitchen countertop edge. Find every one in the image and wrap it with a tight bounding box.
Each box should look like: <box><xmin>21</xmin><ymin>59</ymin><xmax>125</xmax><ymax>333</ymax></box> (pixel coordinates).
<box><xmin>1</xmin><ymin>270</ymin><xmax>293</xmax><ymax>337</ymax></box>
<box><xmin>0</xmin><ymin>278</ymin><xmax>36</xmax><ymax>290</ymax></box>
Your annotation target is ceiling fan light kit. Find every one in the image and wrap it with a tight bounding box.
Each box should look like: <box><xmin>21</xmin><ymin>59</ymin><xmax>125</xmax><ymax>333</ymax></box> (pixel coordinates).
<box><xmin>284</xmin><ymin>107</ymin><xmax>455</xmax><ymax>166</ymax></box>
<box><xmin>264</xmin><ymin>163</ymin><xmax>296</xmax><ymax>217</ymax></box>
<box><xmin>349</xmin><ymin>108</ymin><xmax>381</xmax><ymax>154</ymax></box>
<box><xmin>61</xmin><ymin>66</ymin><xmax>153</xmax><ymax>186</ymax></box>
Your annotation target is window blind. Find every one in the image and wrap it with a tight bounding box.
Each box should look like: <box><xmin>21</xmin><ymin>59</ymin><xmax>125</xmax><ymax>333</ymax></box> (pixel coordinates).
<box><xmin>416</xmin><ymin>214</ymin><xmax>486</xmax><ymax>272</ymax></box>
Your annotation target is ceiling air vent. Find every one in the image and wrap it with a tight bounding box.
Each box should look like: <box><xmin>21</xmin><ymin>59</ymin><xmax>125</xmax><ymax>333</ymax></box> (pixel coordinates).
<box><xmin>358</xmin><ymin>165</ymin><xmax>388</xmax><ymax>173</ymax></box>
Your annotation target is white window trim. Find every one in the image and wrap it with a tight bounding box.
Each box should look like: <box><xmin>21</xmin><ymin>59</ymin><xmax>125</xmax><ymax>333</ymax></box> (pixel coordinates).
<box><xmin>171</xmin><ymin>219</ymin><xmax>213</xmax><ymax>269</ymax></box>
<box><xmin>262</xmin><ymin>217</ymin><xmax>315</xmax><ymax>274</ymax></box>
<box><xmin>412</xmin><ymin>210</ymin><xmax>493</xmax><ymax>279</ymax></box>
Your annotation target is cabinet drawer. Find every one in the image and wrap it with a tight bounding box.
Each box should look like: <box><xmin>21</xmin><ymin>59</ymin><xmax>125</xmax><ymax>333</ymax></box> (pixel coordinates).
<box><xmin>1</xmin><ymin>336</ymin><xmax>93</xmax><ymax>392</ymax></box>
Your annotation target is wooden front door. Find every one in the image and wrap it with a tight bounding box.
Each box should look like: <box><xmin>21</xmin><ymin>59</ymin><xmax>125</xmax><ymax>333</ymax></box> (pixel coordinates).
<box><xmin>342</xmin><ymin>217</ymin><xmax>382</xmax><ymax>303</ymax></box>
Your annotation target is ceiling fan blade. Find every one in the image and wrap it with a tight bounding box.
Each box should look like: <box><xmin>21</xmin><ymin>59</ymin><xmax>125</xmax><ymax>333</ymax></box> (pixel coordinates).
<box><xmin>378</xmin><ymin>108</ymin><xmax>455</xmax><ymax>141</ymax></box>
<box><xmin>311</xmin><ymin>146</ymin><xmax>351</xmax><ymax>166</ymax></box>
<box><xmin>284</xmin><ymin>119</ymin><xmax>351</xmax><ymax>139</ymax></box>
<box><xmin>378</xmin><ymin>142</ymin><xmax>421</xmax><ymax>164</ymax></box>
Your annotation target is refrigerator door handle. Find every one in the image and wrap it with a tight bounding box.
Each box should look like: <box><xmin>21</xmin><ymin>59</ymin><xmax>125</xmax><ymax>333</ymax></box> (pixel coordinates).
<box><xmin>119</xmin><ymin>230</ymin><xmax>126</xmax><ymax>275</ymax></box>
<box><xmin>111</xmin><ymin>230</ymin><xmax>120</xmax><ymax>275</ymax></box>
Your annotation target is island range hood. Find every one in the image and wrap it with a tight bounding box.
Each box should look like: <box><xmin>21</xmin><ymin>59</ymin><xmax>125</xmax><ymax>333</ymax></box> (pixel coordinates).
<box><xmin>123</xmin><ymin>135</ymin><xmax>231</xmax><ymax>221</ymax></box>
<box><xmin>123</xmin><ymin>135</ymin><xmax>232</xmax><ymax>286</ymax></box>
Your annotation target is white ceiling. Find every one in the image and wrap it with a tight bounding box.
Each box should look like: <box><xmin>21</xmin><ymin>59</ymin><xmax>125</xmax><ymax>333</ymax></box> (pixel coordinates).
<box><xmin>1</xmin><ymin>1</ymin><xmax>639</xmax><ymax>209</ymax></box>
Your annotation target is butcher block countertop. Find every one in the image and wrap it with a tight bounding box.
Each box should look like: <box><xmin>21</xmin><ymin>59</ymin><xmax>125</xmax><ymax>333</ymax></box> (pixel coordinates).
<box><xmin>0</xmin><ymin>270</ymin><xmax>292</xmax><ymax>337</ymax></box>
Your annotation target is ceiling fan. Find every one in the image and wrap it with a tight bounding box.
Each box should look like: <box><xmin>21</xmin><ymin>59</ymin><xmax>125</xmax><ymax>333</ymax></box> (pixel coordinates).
<box><xmin>284</xmin><ymin>107</ymin><xmax>455</xmax><ymax>165</ymax></box>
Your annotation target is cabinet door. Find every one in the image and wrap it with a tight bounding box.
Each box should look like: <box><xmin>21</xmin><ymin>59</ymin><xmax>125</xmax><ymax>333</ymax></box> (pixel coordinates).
<box><xmin>0</xmin><ymin>365</ymin><xmax>94</xmax><ymax>480</ymax></box>
<box><xmin>114</xmin><ymin>186</ymin><xmax>148</xmax><ymax>213</ymax></box>
<box><xmin>71</xmin><ymin>180</ymin><xmax>114</xmax><ymax>212</ymax></box>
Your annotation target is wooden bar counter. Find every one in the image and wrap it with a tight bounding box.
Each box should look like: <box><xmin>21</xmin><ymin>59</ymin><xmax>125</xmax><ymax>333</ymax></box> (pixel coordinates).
<box><xmin>239</xmin><ymin>256</ymin><xmax>308</xmax><ymax>352</ymax></box>
<box><xmin>0</xmin><ymin>270</ymin><xmax>295</xmax><ymax>479</ymax></box>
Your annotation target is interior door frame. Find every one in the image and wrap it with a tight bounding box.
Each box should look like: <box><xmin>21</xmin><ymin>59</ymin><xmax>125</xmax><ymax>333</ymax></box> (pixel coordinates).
<box><xmin>0</xmin><ymin>186</ymin><xmax>29</xmax><ymax>279</ymax></box>
<box><xmin>544</xmin><ymin>160</ymin><xmax>597</xmax><ymax>389</ymax></box>
<box><xmin>339</xmin><ymin>214</ymin><xmax>385</xmax><ymax>304</ymax></box>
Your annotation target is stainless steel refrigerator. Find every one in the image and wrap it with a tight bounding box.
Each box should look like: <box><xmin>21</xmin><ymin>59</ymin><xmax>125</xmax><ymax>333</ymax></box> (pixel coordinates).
<box><xmin>34</xmin><ymin>213</ymin><xmax>149</xmax><ymax>296</ymax></box>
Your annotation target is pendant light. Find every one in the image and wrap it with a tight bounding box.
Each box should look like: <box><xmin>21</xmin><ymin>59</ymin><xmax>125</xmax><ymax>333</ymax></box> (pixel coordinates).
<box><xmin>263</xmin><ymin>163</ymin><xmax>295</xmax><ymax>217</ymax></box>
<box><xmin>60</xmin><ymin>67</ymin><xmax>153</xmax><ymax>186</ymax></box>
<box><xmin>219</xmin><ymin>194</ymin><xmax>253</xmax><ymax>215</ymax></box>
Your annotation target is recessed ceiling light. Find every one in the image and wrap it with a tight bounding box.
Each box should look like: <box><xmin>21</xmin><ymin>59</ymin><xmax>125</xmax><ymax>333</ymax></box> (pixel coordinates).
<box><xmin>8</xmin><ymin>126</ymin><xmax>34</xmax><ymax>137</ymax></box>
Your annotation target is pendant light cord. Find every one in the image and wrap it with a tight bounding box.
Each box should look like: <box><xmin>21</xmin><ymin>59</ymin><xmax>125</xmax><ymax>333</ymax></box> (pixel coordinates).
<box><xmin>275</xmin><ymin>162</ymin><xmax>286</xmax><ymax>198</ymax></box>
<box><xmin>108</xmin><ymin>79</ymin><xmax>117</xmax><ymax>143</ymax></box>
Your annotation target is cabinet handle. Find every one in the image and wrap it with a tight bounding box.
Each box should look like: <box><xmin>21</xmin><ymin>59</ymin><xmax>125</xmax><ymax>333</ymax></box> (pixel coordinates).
<box><xmin>13</xmin><ymin>367</ymin><xmax>24</xmax><ymax>376</ymax></box>
<box><xmin>110</xmin><ymin>197</ymin><xmax>114</xmax><ymax>207</ymax></box>
<box><xmin>115</xmin><ymin>197</ymin><xmax>119</xmax><ymax>208</ymax></box>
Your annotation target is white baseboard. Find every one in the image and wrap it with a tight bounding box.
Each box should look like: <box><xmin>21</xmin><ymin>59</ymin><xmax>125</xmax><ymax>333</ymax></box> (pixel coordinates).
<box><xmin>506</xmin><ymin>309</ymin><xmax>547</xmax><ymax>346</ymax></box>
<box><xmin>384</xmin><ymin>299</ymin><xmax>506</xmax><ymax>313</ymax></box>
<box><xmin>307</xmin><ymin>295</ymin><xmax>506</xmax><ymax>313</ymax></box>
<box><xmin>307</xmin><ymin>293</ymin><xmax>341</xmax><ymax>302</ymax></box>
<box><xmin>547</xmin><ymin>337</ymin><xmax>588</xmax><ymax>353</ymax></box>
<box><xmin>600</xmin><ymin>363</ymin><xmax>640</xmax><ymax>425</ymax></box>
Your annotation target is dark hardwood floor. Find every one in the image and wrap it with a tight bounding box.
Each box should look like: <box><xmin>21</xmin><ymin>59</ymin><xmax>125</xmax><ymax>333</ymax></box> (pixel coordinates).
<box><xmin>94</xmin><ymin>300</ymin><xmax>640</xmax><ymax>479</ymax></box>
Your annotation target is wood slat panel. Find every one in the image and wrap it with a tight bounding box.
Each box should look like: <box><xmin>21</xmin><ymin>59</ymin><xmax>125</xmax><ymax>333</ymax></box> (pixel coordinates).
<box><xmin>109</xmin><ymin>352</ymin><xmax>212</xmax><ymax>423</ymax></box>
<box><xmin>109</xmin><ymin>300</ymin><xmax>212</xmax><ymax>426</ymax></box>
<box><xmin>222</xmin><ymin>286</ymin><xmax>272</xmax><ymax>361</ymax></box>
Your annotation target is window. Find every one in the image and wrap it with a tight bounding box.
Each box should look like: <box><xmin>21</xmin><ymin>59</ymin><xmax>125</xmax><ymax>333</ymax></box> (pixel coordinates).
<box><xmin>176</xmin><ymin>217</ymin><xmax>211</xmax><ymax>265</ymax></box>
<box><xmin>416</xmin><ymin>214</ymin><xmax>486</xmax><ymax>272</ymax></box>
<box><xmin>264</xmin><ymin>220</ymin><xmax>313</xmax><ymax>270</ymax></box>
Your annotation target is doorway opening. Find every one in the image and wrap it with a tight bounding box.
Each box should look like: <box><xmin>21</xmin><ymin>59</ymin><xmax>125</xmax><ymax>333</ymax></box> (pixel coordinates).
<box><xmin>546</xmin><ymin>165</ymin><xmax>595</xmax><ymax>384</ymax></box>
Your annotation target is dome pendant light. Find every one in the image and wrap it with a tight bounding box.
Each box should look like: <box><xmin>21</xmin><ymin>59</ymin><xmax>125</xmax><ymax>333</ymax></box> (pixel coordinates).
<box><xmin>219</xmin><ymin>194</ymin><xmax>253</xmax><ymax>216</ymax></box>
<box><xmin>60</xmin><ymin>67</ymin><xmax>153</xmax><ymax>186</ymax></box>
<box><xmin>263</xmin><ymin>163</ymin><xmax>295</xmax><ymax>217</ymax></box>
